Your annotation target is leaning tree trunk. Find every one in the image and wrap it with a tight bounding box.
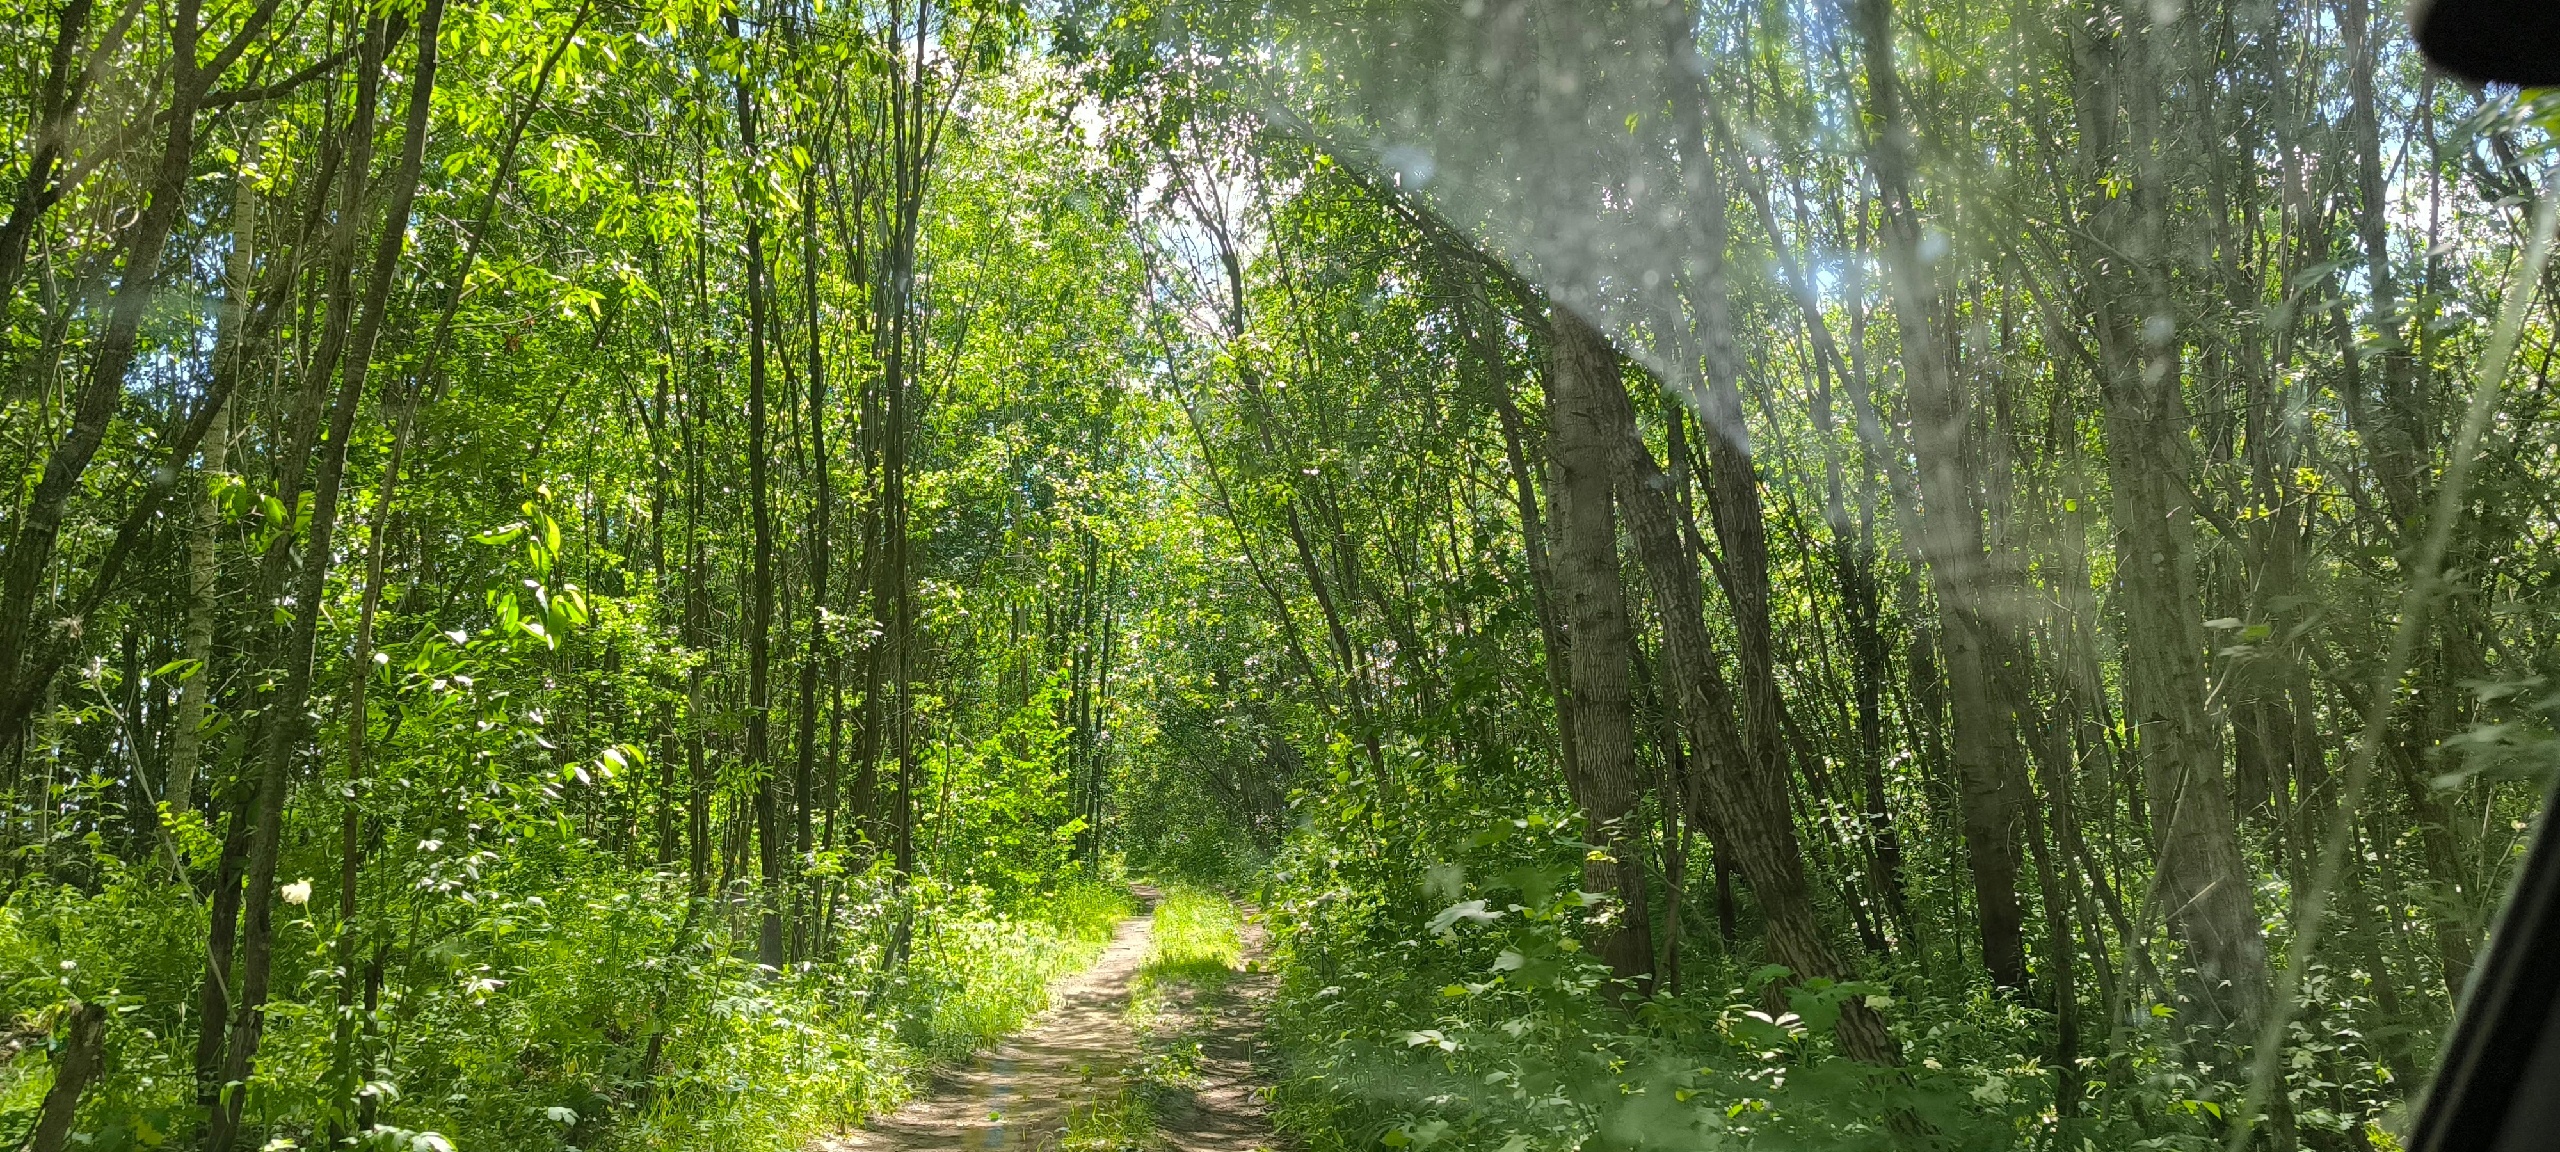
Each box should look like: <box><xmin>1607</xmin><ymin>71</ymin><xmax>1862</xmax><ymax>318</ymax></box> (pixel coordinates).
<box><xmin>208</xmin><ymin>3</ymin><xmax>444</xmax><ymax>1143</ymax></box>
<box><xmin>28</xmin><ymin>1001</ymin><xmax>107</xmax><ymax>1152</ymax></box>
<box><xmin>0</xmin><ymin>0</ymin><xmax>100</xmax><ymax>312</ymax></box>
<box><xmin>1733</xmin><ymin>156</ymin><xmax>1917</xmax><ymax>938</ymax></box>
<box><xmin>1557</xmin><ymin>307</ymin><xmax>1898</xmax><ymax>1064</ymax></box>
<box><xmin>0</xmin><ymin>0</ymin><xmax>277</xmax><ymax>734</ymax></box>
<box><xmin>197</xmin><ymin>10</ymin><xmax>393</xmax><ymax>1122</ymax></box>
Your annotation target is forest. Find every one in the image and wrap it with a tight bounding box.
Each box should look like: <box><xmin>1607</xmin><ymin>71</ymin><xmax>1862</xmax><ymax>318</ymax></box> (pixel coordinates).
<box><xmin>0</xmin><ymin>0</ymin><xmax>2549</xmax><ymax>1146</ymax></box>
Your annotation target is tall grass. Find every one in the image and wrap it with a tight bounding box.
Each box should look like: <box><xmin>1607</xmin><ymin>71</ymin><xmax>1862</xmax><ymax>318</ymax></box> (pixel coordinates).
<box><xmin>0</xmin><ymin>855</ymin><xmax>1134</xmax><ymax>1152</ymax></box>
<box><xmin>901</xmin><ymin>876</ymin><xmax>1136</xmax><ymax>1062</ymax></box>
<box><xmin>1139</xmin><ymin>884</ymin><xmax>1244</xmax><ymax>996</ymax></box>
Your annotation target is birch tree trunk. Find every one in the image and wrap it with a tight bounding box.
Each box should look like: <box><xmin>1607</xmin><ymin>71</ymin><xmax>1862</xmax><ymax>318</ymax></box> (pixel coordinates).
<box><xmin>167</xmin><ymin>131</ymin><xmax>257</xmax><ymax>815</ymax></box>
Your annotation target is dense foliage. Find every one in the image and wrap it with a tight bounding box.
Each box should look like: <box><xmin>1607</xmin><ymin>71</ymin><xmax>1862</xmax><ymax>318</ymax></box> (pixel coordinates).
<box><xmin>0</xmin><ymin>0</ymin><xmax>2550</xmax><ymax>1148</ymax></box>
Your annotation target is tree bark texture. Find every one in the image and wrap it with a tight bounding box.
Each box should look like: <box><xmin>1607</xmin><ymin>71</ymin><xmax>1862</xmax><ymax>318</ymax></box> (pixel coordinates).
<box><xmin>1541</xmin><ymin>306</ymin><xmax>1656</xmax><ymax>992</ymax></box>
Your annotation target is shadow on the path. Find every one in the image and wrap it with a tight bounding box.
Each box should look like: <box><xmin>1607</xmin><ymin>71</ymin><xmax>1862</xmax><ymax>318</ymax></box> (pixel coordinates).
<box><xmin>816</xmin><ymin>888</ymin><xmax>1281</xmax><ymax>1152</ymax></box>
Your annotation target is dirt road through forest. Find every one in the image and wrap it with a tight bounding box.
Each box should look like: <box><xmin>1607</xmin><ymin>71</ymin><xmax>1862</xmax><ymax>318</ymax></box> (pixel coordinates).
<box><xmin>818</xmin><ymin>893</ymin><xmax>1281</xmax><ymax>1152</ymax></box>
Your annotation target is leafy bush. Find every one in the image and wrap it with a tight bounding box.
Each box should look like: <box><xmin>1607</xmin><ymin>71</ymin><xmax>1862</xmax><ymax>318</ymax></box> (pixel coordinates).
<box><xmin>0</xmin><ymin>861</ymin><xmax>1132</xmax><ymax>1151</ymax></box>
<box><xmin>891</xmin><ymin>876</ymin><xmax>1133</xmax><ymax>1063</ymax></box>
<box><xmin>1257</xmin><ymin>814</ymin><xmax>2179</xmax><ymax>1151</ymax></box>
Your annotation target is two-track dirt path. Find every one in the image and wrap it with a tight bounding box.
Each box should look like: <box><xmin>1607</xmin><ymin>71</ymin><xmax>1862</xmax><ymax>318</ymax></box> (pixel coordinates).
<box><xmin>1142</xmin><ymin>909</ymin><xmax>1281</xmax><ymax>1152</ymax></box>
<box><xmin>815</xmin><ymin>892</ymin><xmax>1281</xmax><ymax>1152</ymax></box>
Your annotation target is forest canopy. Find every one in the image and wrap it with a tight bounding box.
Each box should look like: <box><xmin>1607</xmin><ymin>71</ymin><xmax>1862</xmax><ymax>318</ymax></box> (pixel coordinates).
<box><xmin>0</xmin><ymin>0</ymin><xmax>2549</xmax><ymax>1148</ymax></box>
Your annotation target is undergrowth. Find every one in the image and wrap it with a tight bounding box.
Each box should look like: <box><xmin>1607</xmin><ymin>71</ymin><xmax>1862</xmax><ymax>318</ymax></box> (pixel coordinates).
<box><xmin>899</xmin><ymin>878</ymin><xmax>1134</xmax><ymax>1063</ymax></box>
<box><xmin>1061</xmin><ymin>1080</ymin><xmax>1159</xmax><ymax>1152</ymax></box>
<box><xmin>0</xmin><ymin>858</ymin><xmax>1130</xmax><ymax>1152</ymax></box>
<box><xmin>1258</xmin><ymin>813</ymin><xmax>2310</xmax><ymax>1152</ymax></box>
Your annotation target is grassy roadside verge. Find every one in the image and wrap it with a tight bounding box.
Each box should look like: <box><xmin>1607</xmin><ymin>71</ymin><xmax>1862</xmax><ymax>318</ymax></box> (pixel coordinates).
<box><xmin>612</xmin><ymin>874</ymin><xmax>1133</xmax><ymax>1149</ymax></box>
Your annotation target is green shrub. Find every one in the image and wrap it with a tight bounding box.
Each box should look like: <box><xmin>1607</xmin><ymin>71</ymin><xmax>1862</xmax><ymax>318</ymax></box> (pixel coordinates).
<box><xmin>0</xmin><ymin>859</ymin><xmax>1132</xmax><ymax>1151</ymax></box>
<box><xmin>1260</xmin><ymin>815</ymin><xmax>2076</xmax><ymax>1151</ymax></box>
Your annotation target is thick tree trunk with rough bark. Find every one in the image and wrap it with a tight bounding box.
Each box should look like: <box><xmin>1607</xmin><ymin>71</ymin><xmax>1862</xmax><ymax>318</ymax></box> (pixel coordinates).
<box><xmin>1556</xmin><ymin>308</ymin><xmax>1901</xmax><ymax>1062</ymax></box>
<box><xmin>2072</xmin><ymin>0</ymin><xmax>2272</xmax><ymax>1037</ymax></box>
<box><xmin>1541</xmin><ymin>307</ymin><xmax>1655</xmax><ymax>992</ymax></box>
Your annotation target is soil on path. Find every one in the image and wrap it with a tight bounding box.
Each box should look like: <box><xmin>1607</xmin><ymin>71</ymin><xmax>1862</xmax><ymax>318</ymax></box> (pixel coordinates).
<box><xmin>816</xmin><ymin>892</ymin><xmax>1283</xmax><ymax>1152</ymax></box>
<box><xmin>1138</xmin><ymin>909</ymin><xmax>1282</xmax><ymax>1152</ymax></box>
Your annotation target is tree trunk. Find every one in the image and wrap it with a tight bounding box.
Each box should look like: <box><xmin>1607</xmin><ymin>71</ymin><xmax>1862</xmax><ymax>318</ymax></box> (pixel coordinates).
<box><xmin>1472</xmin><ymin>282</ymin><xmax>1579</xmax><ymax>788</ymax></box>
<box><xmin>879</xmin><ymin>2</ymin><xmax>932</xmax><ymax>964</ymax></box>
<box><xmin>1852</xmin><ymin>0</ymin><xmax>2033</xmax><ymax>994</ymax></box>
<box><xmin>199</xmin><ymin>8</ymin><xmax>396</xmax><ymax>1125</ymax></box>
<box><xmin>683</xmin><ymin>202</ymin><xmax>714</xmax><ymax>899</ymax></box>
<box><xmin>2343</xmin><ymin>0</ymin><xmax>2478</xmax><ymax>997</ymax></box>
<box><xmin>2073</xmin><ymin>0</ymin><xmax>2273</xmax><ymax>1037</ymax></box>
<box><xmin>167</xmin><ymin>130</ymin><xmax>257</xmax><ymax>816</ymax></box>
<box><xmin>0</xmin><ymin>0</ymin><xmax>100</xmax><ymax>311</ymax></box>
<box><xmin>1541</xmin><ymin>307</ymin><xmax>1656</xmax><ymax>993</ymax></box>
<box><xmin>1558</xmin><ymin>307</ymin><xmax>1896</xmax><ymax>1063</ymax></box>
<box><xmin>733</xmin><ymin>24</ymin><xmax>786</xmax><ymax>973</ymax></box>
<box><xmin>0</xmin><ymin>0</ymin><xmax>249</xmax><ymax>729</ymax></box>
<box><xmin>1739</xmin><ymin>162</ymin><xmax>1917</xmax><ymax>938</ymax></box>
<box><xmin>795</xmin><ymin>164</ymin><xmax>829</xmax><ymax>954</ymax></box>
<box><xmin>210</xmin><ymin>3</ymin><xmax>445</xmax><ymax>1144</ymax></box>
<box><xmin>29</xmin><ymin>1001</ymin><xmax>107</xmax><ymax>1152</ymax></box>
